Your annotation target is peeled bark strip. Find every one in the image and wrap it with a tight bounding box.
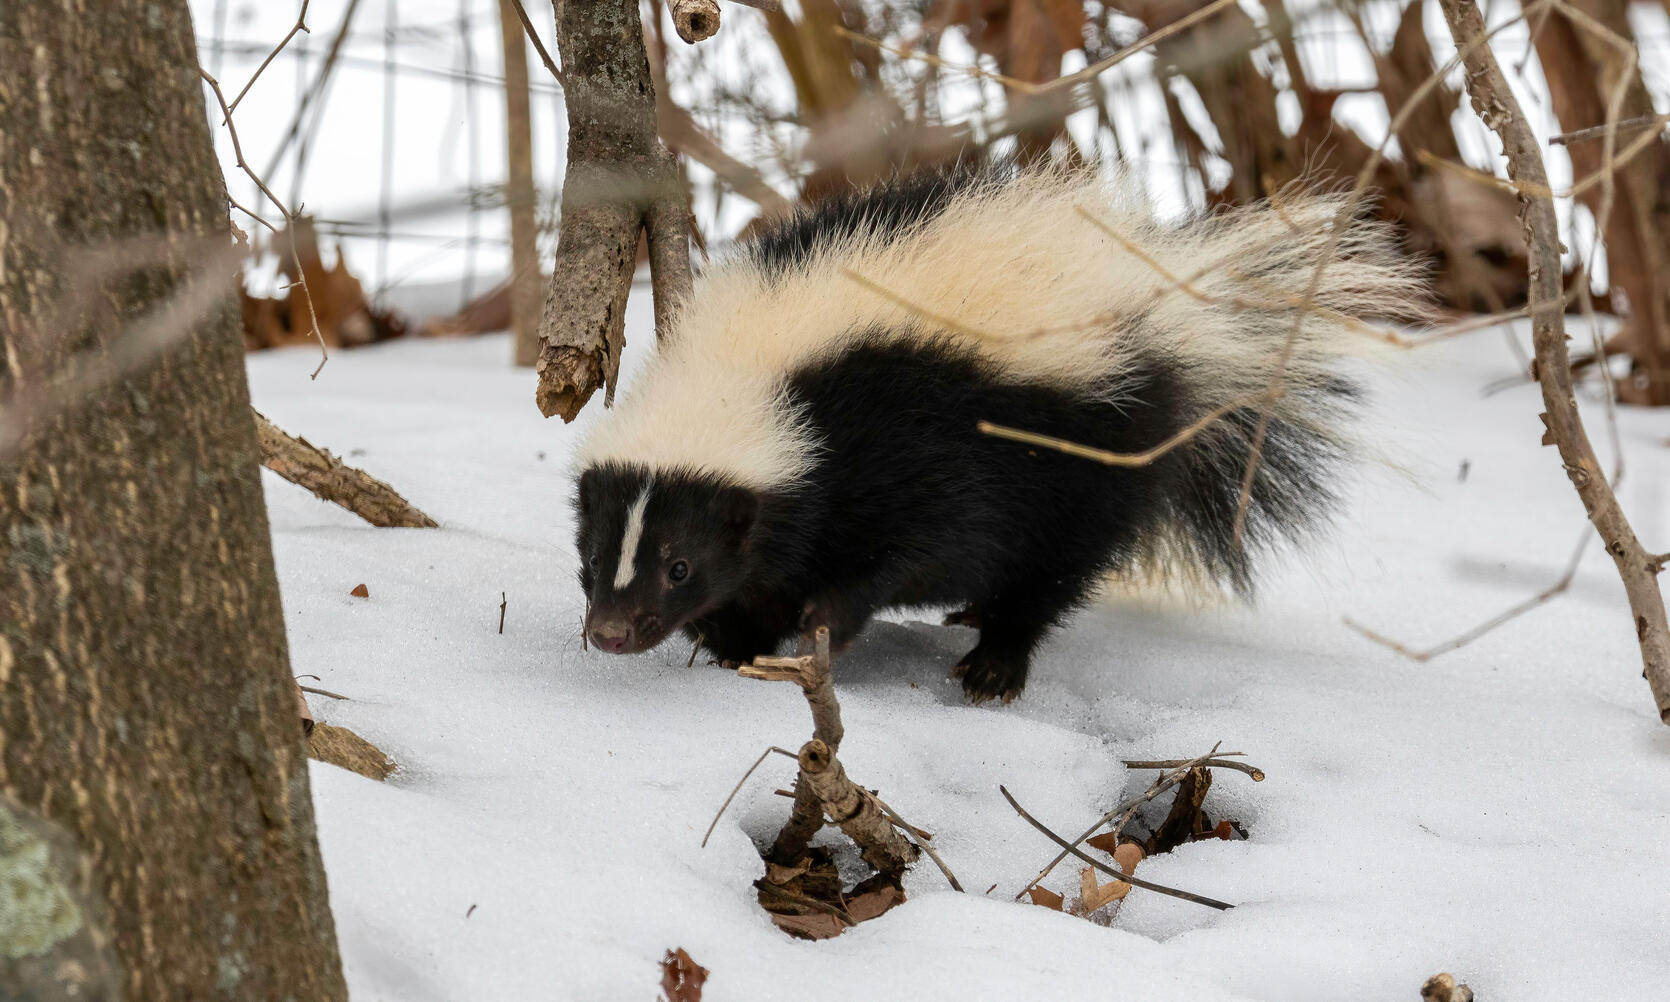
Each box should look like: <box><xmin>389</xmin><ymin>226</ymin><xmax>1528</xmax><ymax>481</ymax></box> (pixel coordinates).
<box><xmin>0</xmin><ymin>797</ymin><xmax>123</xmax><ymax>1001</ymax></box>
<box><xmin>1437</xmin><ymin>0</ymin><xmax>1670</xmax><ymax>725</ymax></box>
<box><xmin>535</xmin><ymin>0</ymin><xmax>692</xmax><ymax>421</ymax></box>
<box><xmin>254</xmin><ymin>409</ymin><xmax>439</xmax><ymax>528</ymax></box>
<box><xmin>0</xmin><ymin>3</ymin><xmax>350</xmax><ymax>996</ymax></box>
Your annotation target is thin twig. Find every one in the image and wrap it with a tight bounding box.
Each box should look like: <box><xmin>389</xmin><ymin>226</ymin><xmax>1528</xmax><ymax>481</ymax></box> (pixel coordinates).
<box><xmin>1346</xmin><ymin>528</ymin><xmax>1590</xmax><ymax>662</ymax></box>
<box><xmin>1000</xmin><ymin>786</ymin><xmax>1233</xmax><ymax>911</ymax></box>
<box><xmin>875</xmin><ymin>797</ymin><xmax>963</xmax><ymax>892</ymax></box>
<box><xmin>702</xmin><ymin>746</ymin><xmax>798</xmax><ymax>848</ymax></box>
<box><xmin>507</xmin><ymin>0</ymin><xmax>566</xmax><ymax>86</ymax></box>
<box><xmin>498</xmin><ymin>592</ymin><xmax>507</xmax><ymax>635</ymax></box>
<box><xmin>1017</xmin><ymin>743</ymin><xmax>1221</xmax><ymax>897</ymax></box>
<box><xmin>1548</xmin><ymin>112</ymin><xmax>1665</xmax><ymax>146</ymax></box>
<box><xmin>978</xmin><ymin>393</ymin><xmax>1271</xmax><ymax>469</ymax></box>
<box><xmin>299</xmin><ymin>685</ymin><xmax>349</xmax><ymax>701</ymax></box>
<box><xmin>1124</xmin><ymin>758</ymin><xmax>1265</xmax><ymax>782</ymax></box>
<box><xmin>200</xmin><ymin>68</ymin><xmax>328</xmax><ymax>378</ymax></box>
<box><xmin>225</xmin><ymin>1</ymin><xmax>311</xmax><ymax>118</ymax></box>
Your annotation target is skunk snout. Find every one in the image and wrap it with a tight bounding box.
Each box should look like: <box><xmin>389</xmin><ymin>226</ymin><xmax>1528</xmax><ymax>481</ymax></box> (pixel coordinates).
<box><xmin>588</xmin><ymin>618</ymin><xmax>634</xmax><ymax>653</ymax></box>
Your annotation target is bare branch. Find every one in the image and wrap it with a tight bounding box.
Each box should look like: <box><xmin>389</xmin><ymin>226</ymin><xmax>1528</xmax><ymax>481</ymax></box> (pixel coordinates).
<box><xmin>200</xmin><ymin>68</ymin><xmax>328</xmax><ymax>378</ymax></box>
<box><xmin>253</xmin><ymin>410</ymin><xmax>438</xmax><ymax>528</ymax></box>
<box><xmin>224</xmin><ymin>1</ymin><xmax>312</xmax><ymax>119</ymax></box>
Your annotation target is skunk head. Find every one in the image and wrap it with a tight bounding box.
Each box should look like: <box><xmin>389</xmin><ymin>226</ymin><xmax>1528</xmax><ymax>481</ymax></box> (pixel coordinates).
<box><xmin>573</xmin><ymin>464</ymin><xmax>760</xmax><ymax>655</ymax></box>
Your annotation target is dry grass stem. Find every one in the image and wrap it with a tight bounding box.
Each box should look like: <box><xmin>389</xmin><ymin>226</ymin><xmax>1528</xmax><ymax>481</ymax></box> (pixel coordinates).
<box><xmin>701</xmin><ymin>746</ymin><xmax>798</xmax><ymax>848</ymax></box>
<box><xmin>978</xmin><ymin>393</ymin><xmax>1272</xmax><ymax>469</ymax></box>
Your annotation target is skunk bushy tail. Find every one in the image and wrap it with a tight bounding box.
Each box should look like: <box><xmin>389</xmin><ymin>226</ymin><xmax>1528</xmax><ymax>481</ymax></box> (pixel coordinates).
<box><xmin>1118</xmin><ymin>191</ymin><xmax>1427</xmax><ymax>596</ymax></box>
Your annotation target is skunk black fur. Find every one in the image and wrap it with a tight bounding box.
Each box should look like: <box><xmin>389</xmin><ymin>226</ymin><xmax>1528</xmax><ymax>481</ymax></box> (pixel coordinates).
<box><xmin>573</xmin><ymin>164</ymin><xmax>1420</xmax><ymax>702</ymax></box>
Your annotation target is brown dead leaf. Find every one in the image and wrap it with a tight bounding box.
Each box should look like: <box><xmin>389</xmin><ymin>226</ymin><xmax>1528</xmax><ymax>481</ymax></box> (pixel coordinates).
<box><xmin>1085</xmin><ymin>831</ymin><xmax>1122</xmax><ymax>854</ymax></box>
<box><xmin>764</xmin><ymin>859</ymin><xmax>812</xmax><ymax>885</ymax></box>
<box><xmin>844</xmin><ymin>882</ymin><xmax>904</xmax><ymax>923</ymax></box>
<box><xmin>350</xmin><ymin>583</ymin><xmax>369</xmax><ymax>598</ymax></box>
<box><xmin>768</xmin><ymin>910</ymin><xmax>847</xmax><ymax>940</ymax></box>
<box><xmin>1113</xmin><ymin>842</ymin><xmax>1145</xmax><ymax>874</ymax></box>
<box><xmin>659</xmin><ymin>947</ymin><xmax>709</xmax><ymax>1002</ymax></box>
<box><xmin>1077</xmin><ymin>866</ymin><xmax>1131</xmax><ymax>912</ymax></box>
<box><xmin>1025</xmin><ymin>885</ymin><xmax>1064</xmax><ymax>910</ymax></box>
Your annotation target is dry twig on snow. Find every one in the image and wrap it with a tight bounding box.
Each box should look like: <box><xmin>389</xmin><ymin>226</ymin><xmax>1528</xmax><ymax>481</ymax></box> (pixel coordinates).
<box><xmin>1000</xmin><ymin>785</ymin><xmax>1233</xmax><ymax>911</ymax></box>
<box><xmin>253</xmin><ymin>410</ymin><xmax>438</xmax><ymax>529</ymax></box>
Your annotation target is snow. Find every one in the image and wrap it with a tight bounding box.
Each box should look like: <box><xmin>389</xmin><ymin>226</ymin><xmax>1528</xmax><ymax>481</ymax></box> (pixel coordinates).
<box><xmin>254</xmin><ymin>310</ymin><xmax>1670</xmax><ymax>1001</ymax></box>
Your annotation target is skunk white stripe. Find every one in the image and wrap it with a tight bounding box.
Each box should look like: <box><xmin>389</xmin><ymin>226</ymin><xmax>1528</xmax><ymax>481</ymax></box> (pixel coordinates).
<box><xmin>613</xmin><ymin>483</ymin><xmax>652</xmax><ymax>590</ymax></box>
<box><xmin>578</xmin><ymin>166</ymin><xmax>1427</xmax><ymax>491</ymax></box>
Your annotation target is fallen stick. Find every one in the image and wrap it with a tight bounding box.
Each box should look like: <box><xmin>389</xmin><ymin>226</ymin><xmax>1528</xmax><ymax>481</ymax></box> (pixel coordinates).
<box><xmin>253</xmin><ymin>409</ymin><xmax>437</xmax><ymax>528</ymax></box>
<box><xmin>1017</xmin><ymin>743</ymin><xmax>1222</xmax><ymax>897</ymax></box>
<box><xmin>1000</xmin><ymin>786</ymin><xmax>1234</xmax><ymax>911</ymax></box>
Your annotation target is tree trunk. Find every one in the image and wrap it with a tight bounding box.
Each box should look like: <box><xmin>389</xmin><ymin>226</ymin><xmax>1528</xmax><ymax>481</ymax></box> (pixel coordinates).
<box><xmin>0</xmin><ymin>3</ymin><xmax>350</xmax><ymax>999</ymax></box>
<box><xmin>499</xmin><ymin>0</ymin><xmax>543</xmax><ymax>368</ymax></box>
<box><xmin>533</xmin><ymin>0</ymin><xmax>692</xmax><ymax>421</ymax></box>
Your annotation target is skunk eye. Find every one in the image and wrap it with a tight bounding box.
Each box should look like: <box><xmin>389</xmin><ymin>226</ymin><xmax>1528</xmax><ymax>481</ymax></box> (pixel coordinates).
<box><xmin>668</xmin><ymin>560</ymin><xmax>689</xmax><ymax>583</ymax></box>
<box><xmin>588</xmin><ymin>554</ymin><xmax>600</xmax><ymax>569</ymax></box>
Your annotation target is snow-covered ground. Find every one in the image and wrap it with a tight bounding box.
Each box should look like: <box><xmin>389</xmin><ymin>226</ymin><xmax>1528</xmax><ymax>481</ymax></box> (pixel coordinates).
<box><xmin>255</xmin><ymin>310</ymin><xmax>1670</xmax><ymax>1001</ymax></box>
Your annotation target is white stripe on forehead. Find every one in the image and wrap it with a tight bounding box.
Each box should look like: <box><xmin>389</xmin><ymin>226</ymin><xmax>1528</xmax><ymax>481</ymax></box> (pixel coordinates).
<box><xmin>612</xmin><ymin>481</ymin><xmax>653</xmax><ymax>590</ymax></box>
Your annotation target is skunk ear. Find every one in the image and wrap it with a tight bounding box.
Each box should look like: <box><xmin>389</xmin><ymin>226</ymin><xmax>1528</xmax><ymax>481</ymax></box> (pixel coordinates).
<box><xmin>711</xmin><ymin>486</ymin><xmax>758</xmax><ymax>543</ymax></box>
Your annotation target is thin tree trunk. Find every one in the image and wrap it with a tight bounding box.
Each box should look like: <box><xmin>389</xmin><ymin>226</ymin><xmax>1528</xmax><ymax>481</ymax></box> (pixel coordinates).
<box><xmin>1437</xmin><ymin>0</ymin><xmax>1670</xmax><ymax>725</ymax></box>
<box><xmin>499</xmin><ymin>0</ymin><xmax>543</xmax><ymax>368</ymax></box>
<box><xmin>0</xmin><ymin>2</ymin><xmax>350</xmax><ymax>998</ymax></box>
<box><xmin>533</xmin><ymin>0</ymin><xmax>692</xmax><ymax>421</ymax></box>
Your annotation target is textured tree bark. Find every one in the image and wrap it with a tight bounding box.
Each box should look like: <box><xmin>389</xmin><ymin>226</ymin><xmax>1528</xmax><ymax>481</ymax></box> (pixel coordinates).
<box><xmin>254</xmin><ymin>410</ymin><xmax>439</xmax><ymax>528</ymax></box>
<box><xmin>0</xmin><ymin>796</ymin><xmax>124</xmax><ymax>1001</ymax></box>
<box><xmin>534</xmin><ymin>0</ymin><xmax>692</xmax><ymax>421</ymax></box>
<box><xmin>0</xmin><ymin>3</ymin><xmax>351</xmax><ymax>998</ymax></box>
<box><xmin>1532</xmin><ymin>0</ymin><xmax>1670</xmax><ymax>404</ymax></box>
<box><xmin>498</xmin><ymin>0</ymin><xmax>544</xmax><ymax>368</ymax></box>
<box><xmin>1437</xmin><ymin>0</ymin><xmax>1670</xmax><ymax>725</ymax></box>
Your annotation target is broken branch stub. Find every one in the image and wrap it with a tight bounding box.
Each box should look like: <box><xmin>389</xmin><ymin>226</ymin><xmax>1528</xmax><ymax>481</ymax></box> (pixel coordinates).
<box><xmin>254</xmin><ymin>409</ymin><xmax>438</xmax><ymax>528</ymax></box>
<box><xmin>798</xmin><ymin>739</ymin><xmax>919</xmax><ymax>875</ymax></box>
<box><xmin>535</xmin><ymin>0</ymin><xmax>692</xmax><ymax>421</ymax></box>
<box><xmin>671</xmin><ymin>0</ymin><xmax>721</xmax><ymax>43</ymax></box>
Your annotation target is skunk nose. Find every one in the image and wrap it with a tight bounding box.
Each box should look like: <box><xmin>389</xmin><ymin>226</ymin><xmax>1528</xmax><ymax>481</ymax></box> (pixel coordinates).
<box><xmin>589</xmin><ymin>620</ymin><xmax>633</xmax><ymax>653</ymax></box>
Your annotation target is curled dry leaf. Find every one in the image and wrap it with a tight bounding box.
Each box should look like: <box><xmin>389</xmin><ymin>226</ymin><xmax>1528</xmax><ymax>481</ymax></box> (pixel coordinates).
<box><xmin>1026</xmin><ymin>885</ymin><xmax>1064</xmax><ymax>910</ymax></box>
<box><xmin>350</xmin><ymin>583</ymin><xmax>369</xmax><ymax>598</ymax></box>
<box><xmin>659</xmin><ymin>947</ymin><xmax>709</xmax><ymax>1002</ymax></box>
<box><xmin>1077</xmin><ymin>866</ymin><xmax>1131</xmax><ymax>912</ymax></box>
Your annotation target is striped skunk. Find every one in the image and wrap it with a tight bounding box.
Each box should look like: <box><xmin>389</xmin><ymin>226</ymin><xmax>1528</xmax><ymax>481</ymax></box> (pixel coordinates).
<box><xmin>572</xmin><ymin>164</ymin><xmax>1422</xmax><ymax>703</ymax></box>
